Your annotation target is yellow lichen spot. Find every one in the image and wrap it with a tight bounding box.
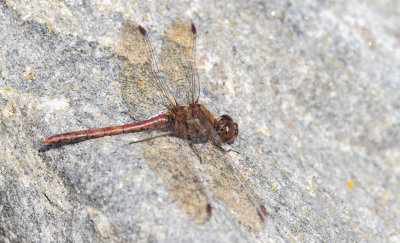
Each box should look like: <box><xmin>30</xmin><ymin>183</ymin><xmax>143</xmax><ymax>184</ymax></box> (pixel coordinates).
<box><xmin>286</xmin><ymin>120</ymin><xmax>294</xmax><ymax>125</ymax></box>
<box><xmin>384</xmin><ymin>190</ymin><xmax>388</xmax><ymax>195</ymax></box>
<box><xmin>144</xmin><ymin>13</ymin><xmax>148</xmax><ymax>18</ymax></box>
<box><xmin>255</xmin><ymin>147</ymin><xmax>261</xmax><ymax>154</ymax></box>
<box><xmin>271</xmin><ymin>184</ymin><xmax>279</xmax><ymax>192</ymax></box>
<box><xmin>6</xmin><ymin>107</ymin><xmax>14</xmax><ymax>119</ymax></box>
<box><xmin>5</xmin><ymin>87</ymin><xmax>10</xmax><ymax>92</ymax></box>
<box><xmin>88</xmin><ymin>205</ymin><xmax>95</xmax><ymax>212</ymax></box>
<box><xmin>255</xmin><ymin>129</ymin><xmax>264</xmax><ymax>135</ymax></box>
<box><xmin>346</xmin><ymin>181</ymin><xmax>354</xmax><ymax>190</ymax></box>
<box><xmin>24</xmin><ymin>70</ymin><xmax>38</xmax><ymax>79</ymax></box>
<box><xmin>296</xmin><ymin>153</ymin><xmax>300</xmax><ymax>158</ymax></box>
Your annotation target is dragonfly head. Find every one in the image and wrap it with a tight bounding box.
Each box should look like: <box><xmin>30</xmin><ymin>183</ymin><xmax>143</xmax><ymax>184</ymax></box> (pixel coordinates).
<box><xmin>216</xmin><ymin>115</ymin><xmax>238</xmax><ymax>143</ymax></box>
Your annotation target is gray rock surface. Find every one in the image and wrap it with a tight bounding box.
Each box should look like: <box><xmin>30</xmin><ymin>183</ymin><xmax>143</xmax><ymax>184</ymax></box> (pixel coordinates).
<box><xmin>1</xmin><ymin>0</ymin><xmax>399</xmax><ymax>242</ymax></box>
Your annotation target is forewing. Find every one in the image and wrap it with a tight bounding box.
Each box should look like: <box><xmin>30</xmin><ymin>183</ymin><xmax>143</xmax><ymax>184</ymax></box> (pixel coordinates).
<box><xmin>116</xmin><ymin>22</ymin><xmax>168</xmax><ymax>120</ymax></box>
<box><xmin>161</xmin><ymin>19</ymin><xmax>200</xmax><ymax>105</ymax></box>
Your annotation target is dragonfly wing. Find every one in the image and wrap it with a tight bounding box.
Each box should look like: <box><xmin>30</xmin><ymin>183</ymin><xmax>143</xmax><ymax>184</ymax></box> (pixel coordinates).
<box><xmin>161</xmin><ymin>19</ymin><xmax>200</xmax><ymax>105</ymax></box>
<box><xmin>145</xmin><ymin>138</ymin><xmax>211</xmax><ymax>224</ymax></box>
<box><xmin>196</xmin><ymin>146</ymin><xmax>266</xmax><ymax>231</ymax></box>
<box><xmin>116</xmin><ymin>22</ymin><xmax>169</xmax><ymax>120</ymax></box>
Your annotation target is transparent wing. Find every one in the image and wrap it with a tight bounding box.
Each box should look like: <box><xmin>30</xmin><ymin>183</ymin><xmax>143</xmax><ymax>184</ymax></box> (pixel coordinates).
<box><xmin>116</xmin><ymin>22</ymin><xmax>172</xmax><ymax>120</ymax></box>
<box><xmin>145</xmin><ymin>138</ymin><xmax>211</xmax><ymax>224</ymax></box>
<box><xmin>161</xmin><ymin>19</ymin><xmax>200</xmax><ymax>105</ymax></box>
<box><xmin>196</xmin><ymin>146</ymin><xmax>266</xmax><ymax>231</ymax></box>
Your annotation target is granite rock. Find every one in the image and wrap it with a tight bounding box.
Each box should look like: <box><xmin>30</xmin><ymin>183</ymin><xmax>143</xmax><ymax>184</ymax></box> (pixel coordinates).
<box><xmin>1</xmin><ymin>0</ymin><xmax>399</xmax><ymax>242</ymax></box>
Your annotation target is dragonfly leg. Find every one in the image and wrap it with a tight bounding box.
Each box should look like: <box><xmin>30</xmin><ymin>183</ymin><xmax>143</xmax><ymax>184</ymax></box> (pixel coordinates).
<box><xmin>189</xmin><ymin>140</ymin><xmax>202</xmax><ymax>163</ymax></box>
<box><xmin>128</xmin><ymin>132</ymin><xmax>173</xmax><ymax>145</ymax></box>
<box><xmin>211</xmin><ymin>142</ymin><xmax>240</xmax><ymax>155</ymax></box>
<box><xmin>225</xmin><ymin>148</ymin><xmax>240</xmax><ymax>155</ymax></box>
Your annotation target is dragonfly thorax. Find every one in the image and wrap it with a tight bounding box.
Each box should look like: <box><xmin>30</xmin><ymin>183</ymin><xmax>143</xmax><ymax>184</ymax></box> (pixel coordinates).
<box><xmin>167</xmin><ymin>104</ymin><xmax>238</xmax><ymax>145</ymax></box>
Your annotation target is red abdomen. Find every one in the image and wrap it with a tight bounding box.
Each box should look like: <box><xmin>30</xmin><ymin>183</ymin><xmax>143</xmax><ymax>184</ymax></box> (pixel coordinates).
<box><xmin>42</xmin><ymin>114</ymin><xmax>169</xmax><ymax>145</ymax></box>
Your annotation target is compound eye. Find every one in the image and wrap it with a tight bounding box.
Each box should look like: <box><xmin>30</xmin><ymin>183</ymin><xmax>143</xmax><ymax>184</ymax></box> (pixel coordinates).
<box><xmin>217</xmin><ymin>115</ymin><xmax>239</xmax><ymax>143</ymax></box>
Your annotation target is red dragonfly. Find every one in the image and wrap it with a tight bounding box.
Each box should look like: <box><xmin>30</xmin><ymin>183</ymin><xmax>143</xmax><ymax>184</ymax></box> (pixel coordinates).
<box><xmin>42</xmin><ymin>20</ymin><xmax>267</xmax><ymax>229</ymax></box>
<box><xmin>42</xmin><ymin>21</ymin><xmax>238</xmax><ymax>148</ymax></box>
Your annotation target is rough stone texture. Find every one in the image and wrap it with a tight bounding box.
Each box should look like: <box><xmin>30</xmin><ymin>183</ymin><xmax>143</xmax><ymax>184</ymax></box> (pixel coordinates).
<box><xmin>1</xmin><ymin>0</ymin><xmax>399</xmax><ymax>242</ymax></box>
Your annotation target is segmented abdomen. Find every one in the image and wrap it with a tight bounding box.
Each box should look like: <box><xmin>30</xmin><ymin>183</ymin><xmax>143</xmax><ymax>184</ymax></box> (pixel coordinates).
<box><xmin>42</xmin><ymin>114</ymin><xmax>169</xmax><ymax>145</ymax></box>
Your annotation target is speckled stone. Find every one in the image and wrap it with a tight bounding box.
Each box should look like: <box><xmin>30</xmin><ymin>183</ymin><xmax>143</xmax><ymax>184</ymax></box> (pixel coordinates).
<box><xmin>1</xmin><ymin>0</ymin><xmax>399</xmax><ymax>242</ymax></box>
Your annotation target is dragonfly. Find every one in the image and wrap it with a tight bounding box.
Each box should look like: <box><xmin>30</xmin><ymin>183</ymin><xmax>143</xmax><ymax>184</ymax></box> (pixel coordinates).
<box><xmin>42</xmin><ymin>22</ymin><xmax>238</xmax><ymax>149</ymax></box>
<box><xmin>42</xmin><ymin>19</ymin><xmax>266</xmax><ymax>230</ymax></box>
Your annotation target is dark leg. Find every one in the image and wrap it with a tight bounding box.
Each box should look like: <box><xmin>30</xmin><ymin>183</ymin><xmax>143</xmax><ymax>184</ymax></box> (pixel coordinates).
<box><xmin>128</xmin><ymin>132</ymin><xmax>173</xmax><ymax>145</ymax></box>
<box><xmin>226</xmin><ymin>148</ymin><xmax>240</xmax><ymax>154</ymax></box>
<box><xmin>212</xmin><ymin>142</ymin><xmax>240</xmax><ymax>155</ymax></box>
<box><xmin>189</xmin><ymin>140</ymin><xmax>203</xmax><ymax>163</ymax></box>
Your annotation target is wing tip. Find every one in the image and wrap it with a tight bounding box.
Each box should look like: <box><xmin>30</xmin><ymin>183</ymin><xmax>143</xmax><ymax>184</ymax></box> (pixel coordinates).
<box><xmin>191</xmin><ymin>23</ymin><xmax>196</xmax><ymax>35</ymax></box>
<box><xmin>138</xmin><ymin>25</ymin><xmax>147</xmax><ymax>36</ymax></box>
<box><xmin>260</xmin><ymin>204</ymin><xmax>267</xmax><ymax>217</ymax></box>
